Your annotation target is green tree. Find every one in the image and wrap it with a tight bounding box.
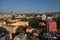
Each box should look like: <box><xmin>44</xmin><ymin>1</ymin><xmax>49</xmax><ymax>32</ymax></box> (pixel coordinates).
<box><xmin>4</xmin><ymin>19</ymin><xmax>9</xmax><ymax>25</ymax></box>
<box><xmin>15</xmin><ymin>26</ymin><xmax>25</xmax><ymax>34</ymax></box>
<box><xmin>33</xmin><ymin>35</ymin><xmax>39</xmax><ymax>40</ymax></box>
<box><xmin>29</xmin><ymin>18</ymin><xmax>39</xmax><ymax>28</ymax></box>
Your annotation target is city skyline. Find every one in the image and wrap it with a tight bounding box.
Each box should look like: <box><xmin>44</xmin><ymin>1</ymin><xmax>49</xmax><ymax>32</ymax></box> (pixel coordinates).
<box><xmin>0</xmin><ymin>0</ymin><xmax>60</xmax><ymax>13</ymax></box>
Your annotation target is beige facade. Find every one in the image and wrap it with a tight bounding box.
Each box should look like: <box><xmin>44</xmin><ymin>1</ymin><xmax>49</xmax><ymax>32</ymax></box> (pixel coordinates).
<box><xmin>8</xmin><ymin>21</ymin><xmax>29</xmax><ymax>27</ymax></box>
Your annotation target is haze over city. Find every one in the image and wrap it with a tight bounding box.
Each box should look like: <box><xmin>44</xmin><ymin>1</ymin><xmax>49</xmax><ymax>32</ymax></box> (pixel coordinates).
<box><xmin>0</xmin><ymin>0</ymin><xmax>60</xmax><ymax>13</ymax></box>
<box><xmin>0</xmin><ymin>0</ymin><xmax>60</xmax><ymax>40</ymax></box>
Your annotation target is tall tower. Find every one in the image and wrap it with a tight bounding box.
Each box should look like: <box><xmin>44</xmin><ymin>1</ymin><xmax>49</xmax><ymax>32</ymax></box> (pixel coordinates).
<box><xmin>11</xmin><ymin>11</ymin><xmax>15</xmax><ymax>20</ymax></box>
<box><xmin>11</xmin><ymin>10</ymin><xmax>15</xmax><ymax>15</ymax></box>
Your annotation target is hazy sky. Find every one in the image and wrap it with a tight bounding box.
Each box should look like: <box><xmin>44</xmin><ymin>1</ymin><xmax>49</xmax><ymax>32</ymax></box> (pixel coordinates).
<box><xmin>0</xmin><ymin>0</ymin><xmax>60</xmax><ymax>13</ymax></box>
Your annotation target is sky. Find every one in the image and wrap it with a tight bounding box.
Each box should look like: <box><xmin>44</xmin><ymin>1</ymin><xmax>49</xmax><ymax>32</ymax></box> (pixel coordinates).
<box><xmin>0</xmin><ymin>0</ymin><xmax>60</xmax><ymax>13</ymax></box>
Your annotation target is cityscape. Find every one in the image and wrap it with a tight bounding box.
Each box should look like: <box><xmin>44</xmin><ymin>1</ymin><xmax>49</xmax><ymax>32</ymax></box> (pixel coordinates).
<box><xmin>0</xmin><ymin>12</ymin><xmax>60</xmax><ymax>40</ymax></box>
<box><xmin>0</xmin><ymin>0</ymin><xmax>60</xmax><ymax>40</ymax></box>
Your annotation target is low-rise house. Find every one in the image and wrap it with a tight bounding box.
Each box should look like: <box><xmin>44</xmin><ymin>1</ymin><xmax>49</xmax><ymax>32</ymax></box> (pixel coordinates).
<box><xmin>26</xmin><ymin>27</ymin><xmax>35</xmax><ymax>33</ymax></box>
<box><xmin>26</xmin><ymin>27</ymin><xmax>40</xmax><ymax>36</ymax></box>
<box><xmin>33</xmin><ymin>29</ymin><xmax>40</xmax><ymax>36</ymax></box>
<box><xmin>8</xmin><ymin>21</ymin><xmax>29</xmax><ymax>27</ymax></box>
<box><xmin>39</xmin><ymin>22</ymin><xmax>46</xmax><ymax>27</ymax></box>
<box><xmin>37</xmin><ymin>15</ymin><xmax>41</xmax><ymax>18</ymax></box>
<box><xmin>47</xmin><ymin>16</ymin><xmax>53</xmax><ymax>20</ymax></box>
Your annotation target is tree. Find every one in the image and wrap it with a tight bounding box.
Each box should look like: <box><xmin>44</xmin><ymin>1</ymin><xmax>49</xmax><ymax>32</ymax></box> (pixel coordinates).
<box><xmin>29</xmin><ymin>18</ymin><xmax>39</xmax><ymax>28</ymax></box>
<box><xmin>0</xmin><ymin>27</ymin><xmax>9</xmax><ymax>33</ymax></box>
<box><xmin>15</xmin><ymin>26</ymin><xmax>26</xmax><ymax>34</ymax></box>
<box><xmin>4</xmin><ymin>19</ymin><xmax>10</xmax><ymax>25</ymax></box>
<box><xmin>32</xmin><ymin>35</ymin><xmax>39</xmax><ymax>40</ymax></box>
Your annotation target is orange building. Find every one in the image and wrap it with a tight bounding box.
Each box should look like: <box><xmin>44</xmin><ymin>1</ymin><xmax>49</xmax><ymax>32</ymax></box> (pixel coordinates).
<box><xmin>47</xmin><ymin>19</ymin><xmax>57</xmax><ymax>33</ymax></box>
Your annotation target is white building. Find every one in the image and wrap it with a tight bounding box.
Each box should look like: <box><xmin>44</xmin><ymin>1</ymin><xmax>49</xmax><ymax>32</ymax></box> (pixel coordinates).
<box><xmin>42</xmin><ymin>14</ymin><xmax>46</xmax><ymax>20</ymax></box>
